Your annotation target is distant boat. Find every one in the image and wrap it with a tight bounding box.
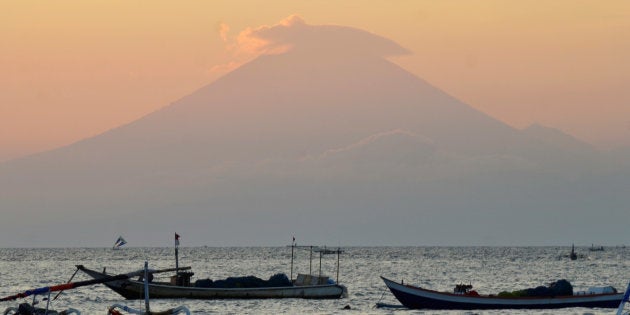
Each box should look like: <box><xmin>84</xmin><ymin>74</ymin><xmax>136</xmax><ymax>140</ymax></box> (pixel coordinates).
<box><xmin>570</xmin><ymin>244</ymin><xmax>577</xmax><ymax>260</ymax></box>
<box><xmin>113</xmin><ymin>236</ymin><xmax>127</xmax><ymax>250</ymax></box>
<box><xmin>589</xmin><ymin>244</ymin><xmax>605</xmax><ymax>251</ymax></box>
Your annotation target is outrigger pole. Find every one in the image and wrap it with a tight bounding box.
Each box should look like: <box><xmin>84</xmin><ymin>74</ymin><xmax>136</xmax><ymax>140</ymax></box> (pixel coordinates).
<box><xmin>616</xmin><ymin>281</ymin><xmax>630</xmax><ymax>315</ymax></box>
<box><xmin>1</xmin><ymin>272</ymin><xmax>135</xmax><ymax>302</ymax></box>
<box><xmin>1</xmin><ymin>265</ymin><xmax>192</xmax><ymax>303</ymax></box>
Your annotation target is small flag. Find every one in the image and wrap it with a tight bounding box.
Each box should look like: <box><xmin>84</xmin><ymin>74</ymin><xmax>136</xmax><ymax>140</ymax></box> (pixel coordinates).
<box><xmin>292</xmin><ymin>236</ymin><xmax>295</xmax><ymax>243</ymax></box>
<box><xmin>175</xmin><ymin>233</ymin><xmax>180</xmax><ymax>247</ymax></box>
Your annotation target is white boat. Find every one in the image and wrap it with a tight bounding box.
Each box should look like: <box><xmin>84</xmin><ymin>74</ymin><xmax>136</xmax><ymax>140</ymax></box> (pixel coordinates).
<box><xmin>80</xmin><ymin>238</ymin><xmax>347</xmax><ymax>300</ymax></box>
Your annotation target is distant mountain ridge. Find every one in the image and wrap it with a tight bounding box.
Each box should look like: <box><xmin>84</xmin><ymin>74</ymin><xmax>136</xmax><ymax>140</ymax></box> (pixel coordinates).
<box><xmin>1</xmin><ymin>19</ymin><xmax>627</xmax><ymax>247</ymax></box>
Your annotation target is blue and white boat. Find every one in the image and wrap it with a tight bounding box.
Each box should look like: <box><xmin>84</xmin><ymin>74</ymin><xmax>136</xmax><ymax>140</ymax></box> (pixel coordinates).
<box><xmin>382</xmin><ymin>276</ymin><xmax>626</xmax><ymax>310</ymax></box>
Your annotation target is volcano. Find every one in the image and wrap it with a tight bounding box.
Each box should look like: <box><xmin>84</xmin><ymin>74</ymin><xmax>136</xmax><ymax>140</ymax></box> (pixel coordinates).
<box><xmin>1</xmin><ymin>18</ymin><xmax>626</xmax><ymax>247</ymax></box>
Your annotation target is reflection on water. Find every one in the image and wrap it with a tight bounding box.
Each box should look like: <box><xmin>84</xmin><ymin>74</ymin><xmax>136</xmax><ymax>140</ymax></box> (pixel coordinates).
<box><xmin>0</xmin><ymin>247</ymin><xmax>628</xmax><ymax>314</ymax></box>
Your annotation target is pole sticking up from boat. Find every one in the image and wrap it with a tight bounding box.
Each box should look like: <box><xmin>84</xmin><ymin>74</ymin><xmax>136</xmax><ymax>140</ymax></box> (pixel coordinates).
<box><xmin>313</xmin><ymin>246</ymin><xmax>344</xmax><ymax>284</ymax></box>
<box><xmin>175</xmin><ymin>233</ymin><xmax>180</xmax><ymax>274</ymax></box>
<box><xmin>144</xmin><ymin>261</ymin><xmax>150</xmax><ymax>314</ymax></box>
<box><xmin>288</xmin><ymin>243</ymin><xmax>345</xmax><ymax>285</ymax></box>
<box><xmin>336</xmin><ymin>247</ymin><xmax>340</xmax><ymax>284</ymax></box>
<box><xmin>106</xmin><ymin>262</ymin><xmax>191</xmax><ymax>315</ymax></box>
<box><xmin>319</xmin><ymin>247</ymin><xmax>323</xmax><ymax>277</ymax></box>
<box><xmin>290</xmin><ymin>236</ymin><xmax>295</xmax><ymax>281</ymax></box>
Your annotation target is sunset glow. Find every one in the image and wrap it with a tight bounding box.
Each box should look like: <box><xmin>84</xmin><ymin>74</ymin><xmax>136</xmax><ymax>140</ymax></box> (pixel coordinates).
<box><xmin>2</xmin><ymin>1</ymin><xmax>629</xmax><ymax>162</ymax></box>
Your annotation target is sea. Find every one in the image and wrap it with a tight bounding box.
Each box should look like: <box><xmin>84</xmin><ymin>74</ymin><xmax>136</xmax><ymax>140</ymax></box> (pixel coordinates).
<box><xmin>1</xmin><ymin>246</ymin><xmax>628</xmax><ymax>314</ymax></box>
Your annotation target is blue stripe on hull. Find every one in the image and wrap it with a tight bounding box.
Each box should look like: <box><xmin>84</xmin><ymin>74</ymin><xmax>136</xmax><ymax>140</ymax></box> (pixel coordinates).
<box><xmin>390</xmin><ymin>287</ymin><xmax>621</xmax><ymax>310</ymax></box>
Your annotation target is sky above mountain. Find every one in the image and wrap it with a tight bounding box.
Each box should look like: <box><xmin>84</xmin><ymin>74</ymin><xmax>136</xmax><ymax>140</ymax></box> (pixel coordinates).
<box><xmin>2</xmin><ymin>1</ymin><xmax>630</xmax><ymax>162</ymax></box>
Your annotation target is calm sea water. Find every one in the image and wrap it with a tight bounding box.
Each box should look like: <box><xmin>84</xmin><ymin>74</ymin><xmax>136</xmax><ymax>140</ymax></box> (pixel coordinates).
<box><xmin>1</xmin><ymin>247</ymin><xmax>628</xmax><ymax>314</ymax></box>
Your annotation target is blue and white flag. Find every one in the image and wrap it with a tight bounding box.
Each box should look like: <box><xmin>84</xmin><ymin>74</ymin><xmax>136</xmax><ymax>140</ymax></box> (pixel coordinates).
<box><xmin>113</xmin><ymin>236</ymin><xmax>127</xmax><ymax>249</ymax></box>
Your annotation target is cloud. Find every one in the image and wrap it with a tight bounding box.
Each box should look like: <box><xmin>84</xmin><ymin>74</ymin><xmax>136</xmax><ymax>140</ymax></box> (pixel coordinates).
<box><xmin>235</xmin><ymin>14</ymin><xmax>408</xmax><ymax>57</ymax></box>
<box><xmin>232</xmin><ymin>15</ymin><xmax>304</xmax><ymax>58</ymax></box>
<box><xmin>210</xmin><ymin>15</ymin><xmax>409</xmax><ymax>76</ymax></box>
<box><xmin>217</xmin><ymin>22</ymin><xmax>230</xmax><ymax>42</ymax></box>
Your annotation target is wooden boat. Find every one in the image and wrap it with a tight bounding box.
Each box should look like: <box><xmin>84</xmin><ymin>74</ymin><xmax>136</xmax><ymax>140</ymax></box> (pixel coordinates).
<box><xmin>78</xmin><ymin>265</ymin><xmax>346</xmax><ymax>299</ymax></box>
<box><xmin>80</xmin><ymin>236</ymin><xmax>347</xmax><ymax>300</ymax></box>
<box><xmin>381</xmin><ymin>276</ymin><xmax>626</xmax><ymax>310</ymax></box>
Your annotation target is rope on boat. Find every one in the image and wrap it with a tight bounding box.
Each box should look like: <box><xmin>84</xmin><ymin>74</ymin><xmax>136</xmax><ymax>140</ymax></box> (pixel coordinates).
<box><xmin>372</xmin><ymin>287</ymin><xmax>388</xmax><ymax>308</ymax></box>
<box><xmin>53</xmin><ymin>267</ymin><xmax>80</xmax><ymax>301</ymax></box>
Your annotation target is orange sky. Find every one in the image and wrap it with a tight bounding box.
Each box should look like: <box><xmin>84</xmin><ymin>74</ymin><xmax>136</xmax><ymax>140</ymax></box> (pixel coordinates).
<box><xmin>2</xmin><ymin>1</ymin><xmax>629</xmax><ymax>162</ymax></box>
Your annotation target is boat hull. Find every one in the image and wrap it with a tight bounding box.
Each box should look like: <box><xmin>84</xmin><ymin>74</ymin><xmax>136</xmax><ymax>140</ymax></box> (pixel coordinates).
<box><xmin>79</xmin><ymin>267</ymin><xmax>346</xmax><ymax>300</ymax></box>
<box><xmin>381</xmin><ymin>276</ymin><xmax>623</xmax><ymax>310</ymax></box>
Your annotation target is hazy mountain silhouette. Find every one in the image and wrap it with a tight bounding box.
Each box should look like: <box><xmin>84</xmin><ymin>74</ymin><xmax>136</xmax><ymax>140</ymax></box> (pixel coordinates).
<box><xmin>1</xmin><ymin>18</ymin><xmax>627</xmax><ymax>247</ymax></box>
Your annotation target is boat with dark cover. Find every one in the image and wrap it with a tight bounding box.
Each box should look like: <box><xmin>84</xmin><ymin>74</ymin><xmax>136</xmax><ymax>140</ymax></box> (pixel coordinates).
<box><xmin>382</xmin><ymin>276</ymin><xmax>625</xmax><ymax>310</ymax></box>
<box><xmin>78</xmin><ymin>265</ymin><xmax>346</xmax><ymax>299</ymax></box>
<box><xmin>79</xmin><ymin>236</ymin><xmax>347</xmax><ymax>300</ymax></box>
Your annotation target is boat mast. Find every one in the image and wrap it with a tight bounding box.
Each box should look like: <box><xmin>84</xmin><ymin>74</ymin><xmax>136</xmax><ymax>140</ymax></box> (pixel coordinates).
<box><xmin>144</xmin><ymin>261</ymin><xmax>150</xmax><ymax>313</ymax></box>
<box><xmin>290</xmin><ymin>237</ymin><xmax>295</xmax><ymax>281</ymax></box>
<box><xmin>336</xmin><ymin>247</ymin><xmax>340</xmax><ymax>284</ymax></box>
<box><xmin>319</xmin><ymin>247</ymin><xmax>323</xmax><ymax>277</ymax></box>
<box><xmin>175</xmin><ymin>233</ymin><xmax>180</xmax><ymax>272</ymax></box>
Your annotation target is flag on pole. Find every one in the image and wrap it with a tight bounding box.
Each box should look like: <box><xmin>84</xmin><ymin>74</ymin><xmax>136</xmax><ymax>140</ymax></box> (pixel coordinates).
<box><xmin>175</xmin><ymin>233</ymin><xmax>180</xmax><ymax>247</ymax></box>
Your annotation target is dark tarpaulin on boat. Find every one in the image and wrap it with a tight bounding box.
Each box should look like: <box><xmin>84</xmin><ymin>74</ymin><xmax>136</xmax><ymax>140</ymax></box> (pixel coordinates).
<box><xmin>498</xmin><ymin>279</ymin><xmax>573</xmax><ymax>297</ymax></box>
<box><xmin>194</xmin><ymin>273</ymin><xmax>292</xmax><ymax>288</ymax></box>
